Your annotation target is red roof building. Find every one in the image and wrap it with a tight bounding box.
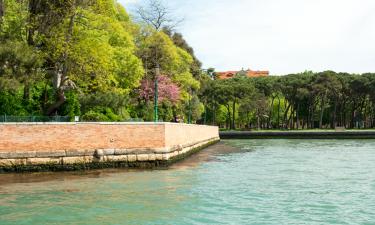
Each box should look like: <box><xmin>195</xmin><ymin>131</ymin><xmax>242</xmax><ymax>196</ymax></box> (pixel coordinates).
<box><xmin>217</xmin><ymin>69</ymin><xmax>269</xmax><ymax>80</ymax></box>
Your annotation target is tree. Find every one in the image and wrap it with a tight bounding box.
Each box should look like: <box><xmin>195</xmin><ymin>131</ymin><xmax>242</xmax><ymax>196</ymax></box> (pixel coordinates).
<box><xmin>168</xmin><ymin>31</ymin><xmax>202</xmax><ymax>79</ymax></box>
<box><xmin>199</xmin><ymin>79</ymin><xmax>222</xmax><ymax>125</ymax></box>
<box><xmin>0</xmin><ymin>0</ymin><xmax>4</xmax><ymax>23</ymax></box>
<box><xmin>136</xmin><ymin>31</ymin><xmax>198</xmax><ymax>88</ymax></box>
<box><xmin>135</xmin><ymin>0</ymin><xmax>183</xmax><ymax>31</ymax></box>
<box><xmin>139</xmin><ymin>75</ymin><xmax>180</xmax><ymax>104</ymax></box>
<box><xmin>42</xmin><ymin>0</ymin><xmax>144</xmax><ymax>115</ymax></box>
<box><xmin>229</xmin><ymin>77</ymin><xmax>254</xmax><ymax>129</ymax></box>
<box><xmin>0</xmin><ymin>40</ymin><xmax>44</xmax><ymax>105</ymax></box>
<box><xmin>253</xmin><ymin>76</ymin><xmax>280</xmax><ymax>128</ymax></box>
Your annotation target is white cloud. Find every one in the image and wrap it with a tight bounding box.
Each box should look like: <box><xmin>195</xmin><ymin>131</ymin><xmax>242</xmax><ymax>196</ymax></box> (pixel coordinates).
<box><xmin>118</xmin><ymin>0</ymin><xmax>375</xmax><ymax>74</ymax></box>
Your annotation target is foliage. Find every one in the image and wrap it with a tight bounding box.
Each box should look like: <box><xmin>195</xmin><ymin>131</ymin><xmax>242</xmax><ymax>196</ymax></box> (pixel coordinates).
<box><xmin>139</xmin><ymin>75</ymin><xmax>180</xmax><ymax>103</ymax></box>
<box><xmin>202</xmin><ymin>72</ymin><xmax>375</xmax><ymax>130</ymax></box>
<box><xmin>2</xmin><ymin>0</ymin><xmax>373</xmax><ymax>129</ymax></box>
<box><xmin>0</xmin><ymin>0</ymin><xmax>203</xmax><ymax>122</ymax></box>
<box><xmin>81</xmin><ymin>107</ymin><xmax>121</xmax><ymax>122</ymax></box>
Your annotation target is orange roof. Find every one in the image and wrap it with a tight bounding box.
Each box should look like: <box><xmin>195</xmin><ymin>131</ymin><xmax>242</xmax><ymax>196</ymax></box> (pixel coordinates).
<box><xmin>217</xmin><ymin>69</ymin><xmax>269</xmax><ymax>79</ymax></box>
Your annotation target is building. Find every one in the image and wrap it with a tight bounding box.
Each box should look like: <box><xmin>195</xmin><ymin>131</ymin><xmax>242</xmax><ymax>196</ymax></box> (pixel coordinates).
<box><xmin>217</xmin><ymin>68</ymin><xmax>269</xmax><ymax>80</ymax></box>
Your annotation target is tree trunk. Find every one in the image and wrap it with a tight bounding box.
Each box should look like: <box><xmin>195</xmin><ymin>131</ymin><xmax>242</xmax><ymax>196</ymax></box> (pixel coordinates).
<box><xmin>359</xmin><ymin>99</ymin><xmax>366</xmax><ymax>129</ymax></box>
<box><xmin>282</xmin><ymin>103</ymin><xmax>291</xmax><ymax>129</ymax></box>
<box><xmin>27</xmin><ymin>0</ymin><xmax>40</xmax><ymax>46</ymax></box>
<box><xmin>338</xmin><ymin>101</ymin><xmax>342</xmax><ymax>127</ymax></box>
<box><xmin>311</xmin><ymin>103</ymin><xmax>315</xmax><ymax>129</ymax></box>
<box><xmin>226</xmin><ymin>104</ymin><xmax>231</xmax><ymax>130</ymax></box>
<box><xmin>246</xmin><ymin>112</ymin><xmax>250</xmax><ymax>129</ymax></box>
<box><xmin>306</xmin><ymin>102</ymin><xmax>313</xmax><ymax>129</ymax></box>
<box><xmin>332</xmin><ymin>99</ymin><xmax>337</xmax><ymax>129</ymax></box>
<box><xmin>47</xmin><ymin>12</ymin><xmax>76</xmax><ymax>115</ymax></box>
<box><xmin>277</xmin><ymin>96</ymin><xmax>281</xmax><ymax>129</ymax></box>
<box><xmin>46</xmin><ymin>88</ymin><xmax>66</xmax><ymax>115</ymax></box>
<box><xmin>23</xmin><ymin>79</ymin><xmax>30</xmax><ymax>101</ymax></box>
<box><xmin>287</xmin><ymin>107</ymin><xmax>295</xmax><ymax>130</ymax></box>
<box><xmin>296</xmin><ymin>103</ymin><xmax>300</xmax><ymax>130</ymax></box>
<box><xmin>341</xmin><ymin>100</ymin><xmax>348</xmax><ymax>128</ymax></box>
<box><xmin>232</xmin><ymin>99</ymin><xmax>236</xmax><ymax>130</ymax></box>
<box><xmin>0</xmin><ymin>0</ymin><xmax>4</xmax><ymax>23</ymax></box>
<box><xmin>319</xmin><ymin>97</ymin><xmax>325</xmax><ymax>129</ymax></box>
<box><xmin>42</xmin><ymin>82</ymin><xmax>49</xmax><ymax>110</ymax></box>
<box><xmin>351</xmin><ymin>105</ymin><xmax>356</xmax><ymax>129</ymax></box>
<box><xmin>267</xmin><ymin>96</ymin><xmax>275</xmax><ymax>129</ymax></box>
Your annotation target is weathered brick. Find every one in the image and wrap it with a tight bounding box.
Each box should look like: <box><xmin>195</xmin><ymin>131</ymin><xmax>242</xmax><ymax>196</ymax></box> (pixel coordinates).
<box><xmin>95</xmin><ymin>149</ymin><xmax>104</xmax><ymax>157</ymax></box>
<box><xmin>127</xmin><ymin>149</ymin><xmax>152</xmax><ymax>154</ymax></box>
<box><xmin>103</xmin><ymin>149</ymin><xmax>115</xmax><ymax>156</ymax></box>
<box><xmin>27</xmin><ymin>158</ymin><xmax>61</xmax><ymax>165</ymax></box>
<box><xmin>36</xmin><ymin>150</ymin><xmax>66</xmax><ymax>158</ymax></box>
<box><xmin>162</xmin><ymin>153</ymin><xmax>171</xmax><ymax>160</ymax></box>
<box><xmin>155</xmin><ymin>154</ymin><xmax>163</xmax><ymax>161</ymax></box>
<box><xmin>8</xmin><ymin>151</ymin><xmax>36</xmax><ymax>159</ymax></box>
<box><xmin>0</xmin><ymin>158</ymin><xmax>26</xmax><ymax>166</ymax></box>
<box><xmin>107</xmin><ymin>155</ymin><xmax>127</xmax><ymax>162</ymax></box>
<box><xmin>137</xmin><ymin>154</ymin><xmax>149</xmax><ymax>161</ymax></box>
<box><xmin>65</xmin><ymin>149</ymin><xmax>95</xmax><ymax>157</ymax></box>
<box><xmin>114</xmin><ymin>149</ymin><xmax>128</xmax><ymax>155</ymax></box>
<box><xmin>62</xmin><ymin>156</ymin><xmax>93</xmax><ymax>164</ymax></box>
<box><xmin>127</xmin><ymin>155</ymin><xmax>137</xmax><ymax>162</ymax></box>
<box><xmin>0</xmin><ymin>152</ymin><xmax>9</xmax><ymax>159</ymax></box>
<box><xmin>148</xmin><ymin>154</ymin><xmax>156</xmax><ymax>161</ymax></box>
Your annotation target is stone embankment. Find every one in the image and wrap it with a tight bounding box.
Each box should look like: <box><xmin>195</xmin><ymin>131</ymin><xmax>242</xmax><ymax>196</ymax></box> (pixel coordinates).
<box><xmin>0</xmin><ymin>123</ymin><xmax>219</xmax><ymax>172</ymax></box>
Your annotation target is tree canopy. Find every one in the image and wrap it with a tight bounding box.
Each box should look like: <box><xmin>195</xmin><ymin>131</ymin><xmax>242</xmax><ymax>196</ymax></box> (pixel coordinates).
<box><xmin>0</xmin><ymin>0</ymin><xmax>203</xmax><ymax>122</ymax></box>
<box><xmin>0</xmin><ymin>0</ymin><xmax>374</xmax><ymax>128</ymax></box>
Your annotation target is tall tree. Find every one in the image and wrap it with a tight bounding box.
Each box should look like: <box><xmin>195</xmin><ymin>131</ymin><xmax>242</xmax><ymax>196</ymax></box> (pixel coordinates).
<box><xmin>135</xmin><ymin>0</ymin><xmax>183</xmax><ymax>31</ymax></box>
<box><xmin>0</xmin><ymin>0</ymin><xmax>4</xmax><ymax>23</ymax></box>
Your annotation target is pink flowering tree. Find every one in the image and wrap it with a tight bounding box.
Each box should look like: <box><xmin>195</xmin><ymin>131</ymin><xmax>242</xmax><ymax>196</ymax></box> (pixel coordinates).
<box><xmin>139</xmin><ymin>75</ymin><xmax>181</xmax><ymax>104</ymax></box>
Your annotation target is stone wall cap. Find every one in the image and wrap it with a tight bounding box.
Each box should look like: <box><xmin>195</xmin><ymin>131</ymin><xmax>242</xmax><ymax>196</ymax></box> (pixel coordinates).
<box><xmin>0</xmin><ymin>122</ymin><xmax>218</xmax><ymax>128</ymax></box>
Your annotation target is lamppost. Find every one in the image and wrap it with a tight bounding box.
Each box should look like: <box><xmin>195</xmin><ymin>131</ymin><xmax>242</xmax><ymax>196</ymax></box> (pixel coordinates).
<box><xmin>154</xmin><ymin>64</ymin><xmax>160</xmax><ymax>122</ymax></box>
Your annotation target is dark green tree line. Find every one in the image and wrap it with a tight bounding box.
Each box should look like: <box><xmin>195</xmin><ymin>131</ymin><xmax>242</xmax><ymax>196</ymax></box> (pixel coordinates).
<box><xmin>201</xmin><ymin>71</ymin><xmax>375</xmax><ymax>130</ymax></box>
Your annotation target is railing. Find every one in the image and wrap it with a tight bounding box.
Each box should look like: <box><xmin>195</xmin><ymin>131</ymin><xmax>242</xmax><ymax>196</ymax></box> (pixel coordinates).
<box><xmin>123</xmin><ymin>118</ymin><xmax>145</xmax><ymax>122</ymax></box>
<box><xmin>0</xmin><ymin>115</ymin><xmax>154</xmax><ymax>123</ymax></box>
<box><xmin>0</xmin><ymin>115</ymin><xmax>71</xmax><ymax>123</ymax></box>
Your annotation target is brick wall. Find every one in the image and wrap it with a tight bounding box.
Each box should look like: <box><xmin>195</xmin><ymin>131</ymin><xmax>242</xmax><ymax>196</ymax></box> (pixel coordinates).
<box><xmin>165</xmin><ymin>123</ymin><xmax>220</xmax><ymax>148</ymax></box>
<box><xmin>0</xmin><ymin>123</ymin><xmax>219</xmax><ymax>152</ymax></box>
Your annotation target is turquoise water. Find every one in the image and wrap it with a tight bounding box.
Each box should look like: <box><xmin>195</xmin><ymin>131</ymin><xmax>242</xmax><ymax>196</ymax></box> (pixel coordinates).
<box><xmin>1</xmin><ymin>140</ymin><xmax>375</xmax><ymax>224</ymax></box>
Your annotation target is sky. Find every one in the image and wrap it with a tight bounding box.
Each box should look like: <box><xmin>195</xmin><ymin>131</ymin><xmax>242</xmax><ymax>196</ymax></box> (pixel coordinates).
<box><xmin>119</xmin><ymin>0</ymin><xmax>375</xmax><ymax>75</ymax></box>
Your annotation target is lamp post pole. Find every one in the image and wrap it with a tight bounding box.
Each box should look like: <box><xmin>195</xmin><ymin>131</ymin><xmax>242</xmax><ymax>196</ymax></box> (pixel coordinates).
<box><xmin>154</xmin><ymin>65</ymin><xmax>160</xmax><ymax>122</ymax></box>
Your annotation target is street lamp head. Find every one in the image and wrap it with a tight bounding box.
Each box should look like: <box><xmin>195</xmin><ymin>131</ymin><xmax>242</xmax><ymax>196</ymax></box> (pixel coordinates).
<box><xmin>155</xmin><ymin>64</ymin><xmax>160</xmax><ymax>78</ymax></box>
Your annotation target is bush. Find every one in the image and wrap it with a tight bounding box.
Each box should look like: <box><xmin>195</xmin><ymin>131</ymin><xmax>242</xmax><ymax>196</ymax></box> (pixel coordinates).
<box><xmin>81</xmin><ymin>107</ymin><xmax>121</xmax><ymax>122</ymax></box>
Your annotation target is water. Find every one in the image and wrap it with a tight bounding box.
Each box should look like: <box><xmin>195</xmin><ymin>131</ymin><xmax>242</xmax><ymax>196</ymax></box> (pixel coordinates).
<box><xmin>1</xmin><ymin>140</ymin><xmax>375</xmax><ymax>225</ymax></box>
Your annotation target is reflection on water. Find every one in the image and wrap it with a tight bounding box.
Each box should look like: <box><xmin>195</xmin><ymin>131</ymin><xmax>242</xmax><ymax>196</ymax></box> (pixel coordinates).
<box><xmin>1</xmin><ymin>140</ymin><xmax>375</xmax><ymax>225</ymax></box>
<box><xmin>0</xmin><ymin>142</ymin><xmax>235</xmax><ymax>186</ymax></box>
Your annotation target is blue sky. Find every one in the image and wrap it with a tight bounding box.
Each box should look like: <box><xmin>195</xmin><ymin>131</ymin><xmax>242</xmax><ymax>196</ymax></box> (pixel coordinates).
<box><xmin>119</xmin><ymin>0</ymin><xmax>375</xmax><ymax>75</ymax></box>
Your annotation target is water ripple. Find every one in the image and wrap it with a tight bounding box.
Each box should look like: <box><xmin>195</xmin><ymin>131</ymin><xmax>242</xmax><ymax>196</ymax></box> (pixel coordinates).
<box><xmin>1</xmin><ymin>140</ymin><xmax>375</xmax><ymax>224</ymax></box>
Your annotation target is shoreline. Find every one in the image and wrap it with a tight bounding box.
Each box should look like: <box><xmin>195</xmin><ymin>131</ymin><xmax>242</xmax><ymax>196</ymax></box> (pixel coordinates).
<box><xmin>0</xmin><ymin>123</ymin><xmax>220</xmax><ymax>173</ymax></box>
<box><xmin>220</xmin><ymin>130</ymin><xmax>375</xmax><ymax>139</ymax></box>
<box><xmin>0</xmin><ymin>138</ymin><xmax>220</xmax><ymax>173</ymax></box>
